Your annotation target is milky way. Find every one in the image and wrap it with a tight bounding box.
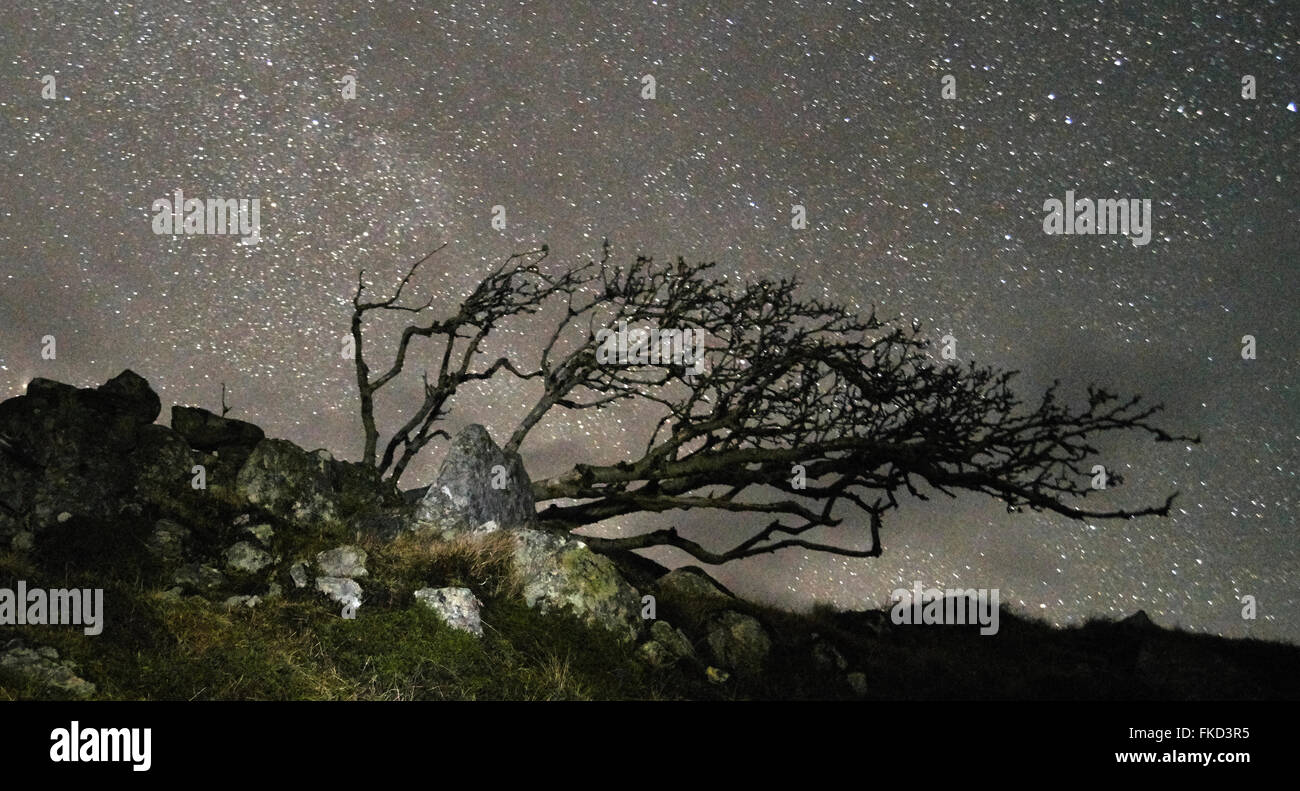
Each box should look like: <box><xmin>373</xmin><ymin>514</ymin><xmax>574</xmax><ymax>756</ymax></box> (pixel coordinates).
<box><xmin>1</xmin><ymin>1</ymin><xmax>1295</xmax><ymax>641</ymax></box>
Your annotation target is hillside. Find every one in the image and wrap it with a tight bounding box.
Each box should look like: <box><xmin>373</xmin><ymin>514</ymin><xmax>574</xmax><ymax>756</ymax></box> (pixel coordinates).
<box><xmin>1</xmin><ymin>371</ymin><xmax>1296</xmax><ymax>701</ymax></box>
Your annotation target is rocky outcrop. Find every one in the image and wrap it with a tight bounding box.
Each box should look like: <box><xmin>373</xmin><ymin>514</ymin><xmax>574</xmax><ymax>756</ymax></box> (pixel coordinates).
<box><xmin>0</xmin><ymin>370</ymin><xmax>183</xmax><ymax>535</ymax></box>
<box><xmin>171</xmin><ymin>406</ymin><xmax>265</xmax><ymax>452</ymax></box>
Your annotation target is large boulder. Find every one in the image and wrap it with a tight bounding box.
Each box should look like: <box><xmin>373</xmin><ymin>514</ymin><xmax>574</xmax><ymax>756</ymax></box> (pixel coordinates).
<box><xmin>0</xmin><ymin>370</ymin><xmax>171</xmax><ymax>531</ymax></box>
<box><xmin>654</xmin><ymin>567</ymin><xmax>736</xmax><ymax>633</ymax></box>
<box><xmin>511</xmin><ymin>527</ymin><xmax>644</xmax><ymax>643</ymax></box>
<box><xmin>705</xmin><ymin>611</ymin><xmax>771</xmax><ymax>679</ymax></box>
<box><xmin>236</xmin><ymin>440</ymin><xmax>341</xmax><ymax>525</ymax></box>
<box><xmin>413</xmin><ymin>425</ymin><xmax>535</xmax><ymax>535</ymax></box>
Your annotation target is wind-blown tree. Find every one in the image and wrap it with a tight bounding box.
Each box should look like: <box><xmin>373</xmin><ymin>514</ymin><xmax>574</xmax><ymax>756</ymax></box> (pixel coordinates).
<box><xmin>350</xmin><ymin>242</ymin><xmax>1197</xmax><ymax>564</ymax></box>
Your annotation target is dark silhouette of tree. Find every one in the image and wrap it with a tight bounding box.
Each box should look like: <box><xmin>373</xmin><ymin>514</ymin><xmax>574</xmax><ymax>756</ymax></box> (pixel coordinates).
<box><xmin>351</xmin><ymin>242</ymin><xmax>1197</xmax><ymax>564</ymax></box>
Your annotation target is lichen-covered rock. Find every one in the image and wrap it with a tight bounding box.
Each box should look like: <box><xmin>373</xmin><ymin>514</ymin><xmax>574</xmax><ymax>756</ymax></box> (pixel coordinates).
<box><xmin>316</xmin><ymin>545</ymin><xmax>367</xmax><ymax>578</ymax></box>
<box><xmin>236</xmin><ymin>439</ymin><xmax>340</xmax><ymax>525</ymax></box>
<box><xmin>0</xmin><ymin>641</ymin><xmax>96</xmax><ymax>698</ymax></box>
<box><xmin>242</xmin><ymin>523</ymin><xmax>274</xmax><ymax>545</ymax></box>
<box><xmin>650</xmin><ymin>620</ymin><xmax>696</xmax><ymax>662</ymax></box>
<box><xmin>413</xmin><ymin>424</ymin><xmax>535</xmax><ymax>535</ymax></box>
<box><xmin>638</xmin><ymin>621</ymin><xmax>697</xmax><ymax>668</ymax></box>
<box><xmin>146</xmin><ymin>518</ymin><xmax>190</xmax><ymax>564</ymax></box>
<box><xmin>224</xmin><ymin>541</ymin><xmax>273</xmax><ymax>574</ymax></box>
<box><xmin>705</xmin><ymin>611</ymin><xmax>771</xmax><ymax>678</ymax></box>
<box><xmin>414</xmin><ymin>586</ymin><xmax>484</xmax><ymax>637</ymax></box>
<box><xmin>316</xmin><ymin>576</ymin><xmax>362</xmax><ymax>608</ymax></box>
<box><xmin>172</xmin><ymin>563</ymin><xmax>225</xmax><ymax>592</ymax></box>
<box><xmin>510</xmin><ymin>527</ymin><xmax>643</xmax><ymax>643</ymax></box>
<box><xmin>289</xmin><ymin>561</ymin><xmax>311</xmax><ymax>589</ymax></box>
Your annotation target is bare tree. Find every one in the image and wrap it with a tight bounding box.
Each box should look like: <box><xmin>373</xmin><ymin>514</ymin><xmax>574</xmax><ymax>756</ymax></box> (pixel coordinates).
<box><xmin>352</xmin><ymin>242</ymin><xmax>1197</xmax><ymax>564</ymax></box>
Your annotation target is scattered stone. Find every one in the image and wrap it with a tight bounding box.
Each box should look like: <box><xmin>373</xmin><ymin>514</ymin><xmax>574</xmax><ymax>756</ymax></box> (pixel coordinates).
<box><xmin>414</xmin><ymin>587</ymin><xmax>484</xmax><ymax>637</ymax></box>
<box><xmin>316</xmin><ymin>576</ymin><xmax>362</xmax><ymax>608</ymax></box>
<box><xmin>289</xmin><ymin>561</ymin><xmax>311</xmax><ymax>589</ymax></box>
<box><xmin>223</xmin><ymin>541</ymin><xmax>273</xmax><ymax>574</ymax></box>
<box><xmin>223</xmin><ymin>595</ymin><xmax>261</xmax><ymax>610</ymax></box>
<box><xmin>315</xmin><ymin>545</ymin><xmax>367</xmax><ymax>578</ymax></box>
<box><xmin>0</xmin><ymin>642</ymin><xmax>96</xmax><ymax>698</ymax></box>
<box><xmin>172</xmin><ymin>563</ymin><xmax>225</xmax><ymax>592</ymax></box>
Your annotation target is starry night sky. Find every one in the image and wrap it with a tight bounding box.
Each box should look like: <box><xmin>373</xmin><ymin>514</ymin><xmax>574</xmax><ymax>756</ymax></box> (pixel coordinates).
<box><xmin>1</xmin><ymin>1</ymin><xmax>1295</xmax><ymax>642</ymax></box>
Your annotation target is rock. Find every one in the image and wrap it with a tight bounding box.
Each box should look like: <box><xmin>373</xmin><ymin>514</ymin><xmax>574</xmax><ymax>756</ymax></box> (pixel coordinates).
<box><xmin>414</xmin><ymin>587</ymin><xmax>484</xmax><ymax>637</ymax></box>
<box><xmin>650</xmin><ymin>620</ymin><xmax>696</xmax><ymax>662</ymax></box>
<box><xmin>315</xmin><ymin>545</ymin><xmax>367</xmax><ymax>578</ymax></box>
<box><xmin>224</xmin><ymin>541</ymin><xmax>273</xmax><ymax>574</ymax></box>
<box><xmin>236</xmin><ymin>439</ymin><xmax>340</xmax><ymax>525</ymax></box>
<box><xmin>510</xmin><ymin>527</ymin><xmax>643</xmax><ymax>642</ymax></box>
<box><xmin>96</xmin><ymin>369</ymin><xmax>161</xmax><ymax>424</ymax></box>
<box><xmin>146</xmin><ymin>519</ymin><xmax>190</xmax><ymax>563</ymax></box>
<box><xmin>56</xmin><ymin>511</ymin><xmax>72</xmax><ymax>523</ymax></box>
<box><xmin>655</xmin><ymin>567</ymin><xmax>736</xmax><ymax>633</ymax></box>
<box><xmin>242</xmin><ymin>523</ymin><xmax>274</xmax><ymax>545</ymax></box>
<box><xmin>315</xmin><ymin>576</ymin><xmax>362</xmax><ymax>608</ymax></box>
<box><xmin>0</xmin><ymin>643</ymin><xmax>96</xmax><ymax>698</ymax></box>
<box><xmin>705</xmin><ymin>611</ymin><xmax>771</xmax><ymax>678</ymax></box>
<box><xmin>638</xmin><ymin>641</ymin><xmax>672</xmax><ymax>667</ymax></box>
<box><xmin>289</xmin><ymin>561</ymin><xmax>311</xmax><ymax>589</ymax></box>
<box><xmin>172</xmin><ymin>563</ymin><xmax>225</xmax><ymax>592</ymax></box>
<box><xmin>265</xmin><ymin>582</ymin><xmax>282</xmax><ymax>599</ymax></box>
<box><xmin>846</xmin><ymin>672</ymin><xmax>868</xmax><ymax>697</ymax></box>
<box><xmin>131</xmin><ymin>423</ymin><xmax>198</xmax><ymax>501</ymax></box>
<box><xmin>413</xmin><ymin>424</ymin><xmax>535</xmax><ymax>534</ymax></box>
<box><xmin>639</xmin><ymin>621</ymin><xmax>696</xmax><ymax>667</ymax></box>
<box><xmin>171</xmin><ymin>405</ymin><xmax>265</xmax><ymax>451</ymax></box>
<box><xmin>223</xmin><ymin>595</ymin><xmax>261</xmax><ymax>610</ymax></box>
<box><xmin>812</xmin><ymin>640</ymin><xmax>848</xmax><ymax>672</ymax></box>
<box><xmin>0</xmin><ymin>371</ymin><xmax>173</xmax><ymax>532</ymax></box>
